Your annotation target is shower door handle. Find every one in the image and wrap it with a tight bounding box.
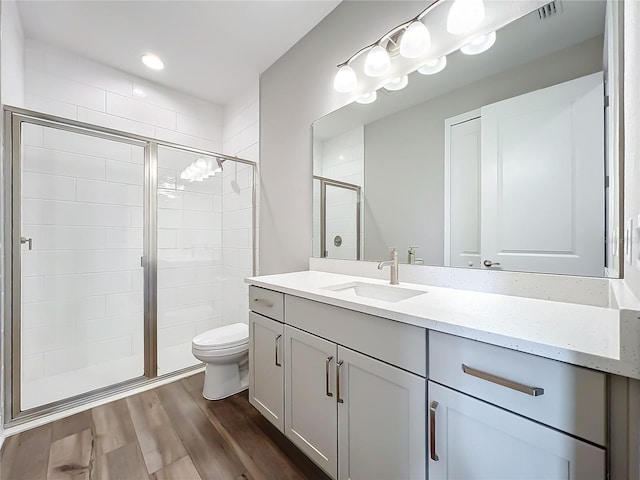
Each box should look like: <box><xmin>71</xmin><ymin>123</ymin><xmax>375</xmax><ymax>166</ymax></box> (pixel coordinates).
<box><xmin>20</xmin><ymin>236</ymin><xmax>33</xmax><ymax>250</ymax></box>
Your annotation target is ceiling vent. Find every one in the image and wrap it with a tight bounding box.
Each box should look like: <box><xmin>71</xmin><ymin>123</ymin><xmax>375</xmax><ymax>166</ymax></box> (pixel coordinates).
<box><xmin>538</xmin><ymin>1</ymin><xmax>560</xmax><ymax>20</ymax></box>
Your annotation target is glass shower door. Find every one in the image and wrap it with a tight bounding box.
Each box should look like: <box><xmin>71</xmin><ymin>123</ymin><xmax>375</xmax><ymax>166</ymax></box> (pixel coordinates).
<box><xmin>317</xmin><ymin>177</ymin><xmax>361</xmax><ymax>260</ymax></box>
<box><xmin>156</xmin><ymin>146</ymin><xmax>223</xmax><ymax>376</ymax></box>
<box><xmin>17</xmin><ymin>121</ymin><xmax>146</xmax><ymax>412</ymax></box>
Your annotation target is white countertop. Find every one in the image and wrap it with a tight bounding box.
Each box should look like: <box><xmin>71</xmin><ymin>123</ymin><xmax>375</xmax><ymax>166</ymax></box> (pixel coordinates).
<box><xmin>246</xmin><ymin>270</ymin><xmax>640</xmax><ymax>379</ymax></box>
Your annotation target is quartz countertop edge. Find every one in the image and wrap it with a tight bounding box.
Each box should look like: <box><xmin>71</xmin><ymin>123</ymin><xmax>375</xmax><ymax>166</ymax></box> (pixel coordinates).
<box><xmin>246</xmin><ymin>270</ymin><xmax>640</xmax><ymax>380</ymax></box>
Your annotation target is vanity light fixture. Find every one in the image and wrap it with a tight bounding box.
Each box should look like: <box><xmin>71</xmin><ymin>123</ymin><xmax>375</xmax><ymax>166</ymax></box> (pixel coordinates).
<box><xmin>364</xmin><ymin>45</ymin><xmax>392</xmax><ymax>77</ymax></box>
<box><xmin>356</xmin><ymin>91</ymin><xmax>378</xmax><ymax>104</ymax></box>
<box><xmin>334</xmin><ymin>65</ymin><xmax>358</xmax><ymax>93</ymax></box>
<box><xmin>333</xmin><ymin>0</ymin><xmax>487</xmax><ymax>93</ymax></box>
<box><xmin>460</xmin><ymin>31</ymin><xmax>496</xmax><ymax>55</ymax></box>
<box><xmin>446</xmin><ymin>0</ymin><xmax>486</xmax><ymax>35</ymax></box>
<box><xmin>141</xmin><ymin>53</ymin><xmax>164</xmax><ymax>70</ymax></box>
<box><xmin>418</xmin><ymin>56</ymin><xmax>447</xmax><ymax>75</ymax></box>
<box><xmin>333</xmin><ymin>0</ymin><xmax>445</xmax><ymax>92</ymax></box>
<box><xmin>399</xmin><ymin>20</ymin><xmax>431</xmax><ymax>59</ymax></box>
<box><xmin>383</xmin><ymin>75</ymin><xmax>409</xmax><ymax>92</ymax></box>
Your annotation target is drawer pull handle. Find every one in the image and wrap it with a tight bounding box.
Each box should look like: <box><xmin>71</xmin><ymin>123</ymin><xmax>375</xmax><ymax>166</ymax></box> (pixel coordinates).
<box><xmin>275</xmin><ymin>334</ymin><xmax>282</xmax><ymax>367</ymax></box>
<box><xmin>429</xmin><ymin>401</ymin><xmax>439</xmax><ymax>461</ymax></box>
<box><xmin>253</xmin><ymin>298</ymin><xmax>274</xmax><ymax>308</ymax></box>
<box><xmin>462</xmin><ymin>364</ymin><xmax>544</xmax><ymax>397</ymax></box>
<box><xmin>325</xmin><ymin>356</ymin><xmax>333</xmax><ymax>397</ymax></box>
<box><xmin>336</xmin><ymin>360</ymin><xmax>344</xmax><ymax>403</ymax></box>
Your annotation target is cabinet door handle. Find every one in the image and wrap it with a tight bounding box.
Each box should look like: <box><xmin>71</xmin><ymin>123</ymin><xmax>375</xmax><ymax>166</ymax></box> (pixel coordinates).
<box><xmin>325</xmin><ymin>356</ymin><xmax>334</xmax><ymax>397</ymax></box>
<box><xmin>336</xmin><ymin>360</ymin><xmax>344</xmax><ymax>404</ymax></box>
<box><xmin>275</xmin><ymin>334</ymin><xmax>282</xmax><ymax>367</ymax></box>
<box><xmin>462</xmin><ymin>364</ymin><xmax>544</xmax><ymax>396</ymax></box>
<box><xmin>430</xmin><ymin>401</ymin><xmax>439</xmax><ymax>461</ymax></box>
<box><xmin>253</xmin><ymin>298</ymin><xmax>274</xmax><ymax>308</ymax></box>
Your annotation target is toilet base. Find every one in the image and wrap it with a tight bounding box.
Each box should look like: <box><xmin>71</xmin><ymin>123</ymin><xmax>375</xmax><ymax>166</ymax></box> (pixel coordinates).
<box><xmin>202</xmin><ymin>361</ymin><xmax>249</xmax><ymax>401</ymax></box>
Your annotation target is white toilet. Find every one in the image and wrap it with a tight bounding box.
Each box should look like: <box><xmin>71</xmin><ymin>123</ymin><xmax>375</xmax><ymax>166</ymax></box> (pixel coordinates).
<box><xmin>191</xmin><ymin>322</ymin><xmax>249</xmax><ymax>400</ymax></box>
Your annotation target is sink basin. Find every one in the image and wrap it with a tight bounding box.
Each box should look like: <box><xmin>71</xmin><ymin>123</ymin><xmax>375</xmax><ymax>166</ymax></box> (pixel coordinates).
<box><xmin>322</xmin><ymin>281</ymin><xmax>426</xmax><ymax>303</ymax></box>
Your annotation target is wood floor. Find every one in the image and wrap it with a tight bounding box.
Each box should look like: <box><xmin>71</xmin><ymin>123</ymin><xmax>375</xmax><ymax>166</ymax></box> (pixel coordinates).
<box><xmin>0</xmin><ymin>373</ymin><xmax>330</xmax><ymax>480</ymax></box>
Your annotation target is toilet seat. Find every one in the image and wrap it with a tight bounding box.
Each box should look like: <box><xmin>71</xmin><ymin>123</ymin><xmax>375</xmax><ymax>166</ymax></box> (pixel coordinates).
<box><xmin>192</xmin><ymin>323</ymin><xmax>248</xmax><ymax>351</ymax></box>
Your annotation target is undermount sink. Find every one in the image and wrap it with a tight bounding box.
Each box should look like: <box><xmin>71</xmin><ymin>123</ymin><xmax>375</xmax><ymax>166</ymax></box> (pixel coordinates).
<box><xmin>322</xmin><ymin>281</ymin><xmax>427</xmax><ymax>303</ymax></box>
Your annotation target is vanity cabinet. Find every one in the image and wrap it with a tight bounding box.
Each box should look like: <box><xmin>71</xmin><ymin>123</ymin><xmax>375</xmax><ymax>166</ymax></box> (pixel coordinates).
<box><xmin>284</xmin><ymin>324</ymin><xmax>426</xmax><ymax>480</ymax></box>
<box><xmin>428</xmin><ymin>331</ymin><xmax>607</xmax><ymax>479</ymax></box>
<box><xmin>284</xmin><ymin>326</ymin><xmax>338</xmax><ymax>475</ymax></box>
<box><xmin>428</xmin><ymin>381</ymin><xmax>606</xmax><ymax>480</ymax></box>
<box><xmin>248</xmin><ymin>286</ymin><xmax>285</xmax><ymax>432</ymax></box>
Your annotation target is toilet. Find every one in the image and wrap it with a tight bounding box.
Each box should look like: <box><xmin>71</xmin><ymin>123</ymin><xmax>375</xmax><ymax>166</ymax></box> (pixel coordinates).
<box><xmin>192</xmin><ymin>323</ymin><xmax>249</xmax><ymax>400</ymax></box>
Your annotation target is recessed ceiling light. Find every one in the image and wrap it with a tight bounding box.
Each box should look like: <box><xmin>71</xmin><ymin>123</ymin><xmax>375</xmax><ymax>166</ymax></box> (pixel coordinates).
<box><xmin>141</xmin><ymin>53</ymin><xmax>164</xmax><ymax>70</ymax></box>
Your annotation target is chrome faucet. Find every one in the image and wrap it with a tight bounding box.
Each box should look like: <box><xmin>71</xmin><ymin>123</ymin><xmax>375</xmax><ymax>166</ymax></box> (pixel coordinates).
<box><xmin>377</xmin><ymin>248</ymin><xmax>399</xmax><ymax>285</ymax></box>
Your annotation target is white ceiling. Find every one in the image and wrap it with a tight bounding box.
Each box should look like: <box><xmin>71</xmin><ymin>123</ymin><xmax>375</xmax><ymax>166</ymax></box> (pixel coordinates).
<box><xmin>16</xmin><ymin>0</ymin><xmax>341</xmax><ymax>106</ymax></box>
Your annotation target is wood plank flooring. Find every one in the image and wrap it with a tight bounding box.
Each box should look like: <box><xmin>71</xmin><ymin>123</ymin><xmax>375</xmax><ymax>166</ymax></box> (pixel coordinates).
<box><xmin>0</xmin><ymin>373</ymin><xmax>330</xmax><ymax>480</ymax></box>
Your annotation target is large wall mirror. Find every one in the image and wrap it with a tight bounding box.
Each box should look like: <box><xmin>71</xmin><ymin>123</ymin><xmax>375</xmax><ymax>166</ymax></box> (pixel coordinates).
<box><xmin>312</xmin><ymin>0</ymin><xmax>622</xmax><ymax>278</ymax></box>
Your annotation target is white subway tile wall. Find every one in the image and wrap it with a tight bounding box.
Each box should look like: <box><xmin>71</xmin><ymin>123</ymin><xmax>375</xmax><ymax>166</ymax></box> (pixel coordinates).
<box><xmin>24</xmin><ymin>40</ymin><xmax>223</xmax><ymax>153</ymax></box>
<box><xmin>20</xmin><ymin>123</ymin><xmax>145</xmax><ymax>410</ymax></box>
<box><xmin>221</xmin><ymin>88</ymin><xmax>259</xmax><ymax>326</ymax></box>
<box><xmin>8</xmin><ymin>39</ymin><xmax>259</xmax><ymax>409</ymax></box>
<box><xmin>1</xmin><ymin>0</ymin><xmax>26</xmax><ymax>435</ymax></box>
<box><xmin>313</xmin><ymin>127</ymin><xmax>364</xmax><ymax>260</ymax></box>
<box><xmin>156</xmin><ymin>146</ymin><xmax>224</xmax><ymax>375</ymax></box>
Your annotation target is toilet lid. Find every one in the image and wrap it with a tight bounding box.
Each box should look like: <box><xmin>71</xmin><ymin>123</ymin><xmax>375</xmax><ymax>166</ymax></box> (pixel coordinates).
<box><xmin>192</xmin><ymin>323</ymin><xmax>249</xmax><ymax>350</ymax></box>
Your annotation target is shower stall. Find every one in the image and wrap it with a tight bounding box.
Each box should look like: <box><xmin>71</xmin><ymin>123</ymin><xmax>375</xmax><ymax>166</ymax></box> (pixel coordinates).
<box><xmin>3</xmin><ymin>107</ymin><xmax>256</xmax><ymax>423</ymax></box>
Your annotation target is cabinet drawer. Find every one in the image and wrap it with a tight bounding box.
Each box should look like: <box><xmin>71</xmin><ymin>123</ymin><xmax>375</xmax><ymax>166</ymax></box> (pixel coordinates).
<box><xmin>249</xmin><ymin>286</ymin><xmax>284</xmax><ymax>322</ymax></box>
<box><xmin>429</xmin><ymin>331</ymin><xmax>606</xmax><ymax>446</ymax></box>
<box><xmin>428</xmin><ymin>381</ymin><xmax>605</xmax><ymax>480</ymax></box>
<box><xmin>286</xmin><ymin>295</ymin><xmax>426</xmax><ymax>377</ymax></box>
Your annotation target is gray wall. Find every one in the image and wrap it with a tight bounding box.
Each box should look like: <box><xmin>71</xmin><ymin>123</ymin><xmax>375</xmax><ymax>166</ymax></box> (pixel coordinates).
<box><xmin>363</xmin><ymin>36</ymin><xmax>603</xmax><ymax>264</ymax></box>
<box><xmin>259</xmin><ymin>0</ymin><xmax>576</xmax><ymax>275</ymax></box>
<box><xmin>259</xmin><ymin>1</ymin><xmax>422</xmax><ymax>274</ymax></box>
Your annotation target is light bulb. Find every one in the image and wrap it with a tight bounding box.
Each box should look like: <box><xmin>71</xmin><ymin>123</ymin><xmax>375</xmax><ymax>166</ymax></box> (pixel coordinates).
<box><xmin>447</xmin><ymin>0</ymin><xmax>485</xmax><ymax>35</ymax></box>
<box><xmin>364</xmin><ymin>45</ymin><xmax>391</xmax><ymax>77</ymax></box>
<box><xmin>460</xmin><ymin>31</ymin><xmax>496</xmax><ymax>55</ymax></box>
<box><xmin>418</xmin><ymin>56</ymin><xmax>447</xmax><ymax>75</ymax></box>
<box><xmin>356</xmin><ymin>91</ymin><xmax>377</xmax><ymax>104</ymax></box>
<box><xmin>383</xmin><ymin>76</ymin><xmax>408</xmax><ymax>92</ymax></box>
<box><xmin>333</xmin><ymin>65</ymin><xmax>358</xmax><ymax>93</ymax></box>
<box><xmin>400</xmin><ymin>21</ymin><xmax>431</xmax><ymax>59</ymax></box>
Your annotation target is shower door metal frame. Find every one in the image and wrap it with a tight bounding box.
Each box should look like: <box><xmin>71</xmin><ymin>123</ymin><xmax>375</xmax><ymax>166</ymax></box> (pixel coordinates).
<box><xmin>2</xmin><ymin>106</ymin><xmax>258</xmax><ymax>425</ymax></box>
<box><xmin>314</xmin><ymin>175</ymin><xmax>362</xmax><ymax>260</ymax></box>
